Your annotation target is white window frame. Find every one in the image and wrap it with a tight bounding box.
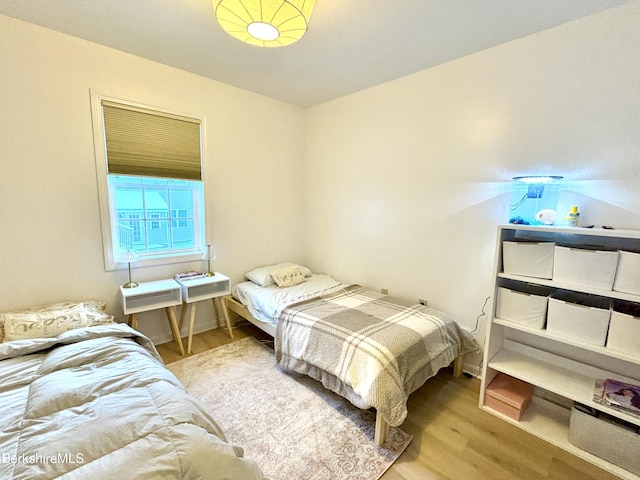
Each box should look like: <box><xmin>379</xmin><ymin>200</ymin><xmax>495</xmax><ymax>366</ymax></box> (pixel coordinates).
<box><xmin>90</xmin><ymin>90</ymin><xmax>208</xmax><ymax>271</ymax></box>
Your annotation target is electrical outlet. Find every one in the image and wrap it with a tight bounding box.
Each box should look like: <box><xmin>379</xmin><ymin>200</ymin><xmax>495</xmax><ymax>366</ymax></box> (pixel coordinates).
<box><xmin>419</xmin><ymin>298</ymin><xmax>428</xmax><ymax>306</ymax></box>
<box><xmin>381</xmin><ymin>288</ymin><xmax>388</xmax><ymax>295</ymax></box>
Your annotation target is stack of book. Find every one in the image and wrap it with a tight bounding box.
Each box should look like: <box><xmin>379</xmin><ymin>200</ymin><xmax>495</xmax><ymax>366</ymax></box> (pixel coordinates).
<box><xmin>175</xmin><ymin>271</ymin><xmax>205</xmax><ymax>281</ymax></box>
<box><xmin>593</xmin><ymin>378</ymin><xmax>640</xmax><ymax>418</ymax></box>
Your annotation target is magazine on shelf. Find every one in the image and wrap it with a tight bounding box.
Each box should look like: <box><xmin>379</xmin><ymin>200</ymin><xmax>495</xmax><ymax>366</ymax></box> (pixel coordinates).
<box><xmin>175</xmin><ymin>271</ymin><xmax>205</xmax><ymax>281</ymax></box>
<box><xmin>593</xmin><ymin>378</ymin><xmax>640</xmax><ymax>417</ymax></box>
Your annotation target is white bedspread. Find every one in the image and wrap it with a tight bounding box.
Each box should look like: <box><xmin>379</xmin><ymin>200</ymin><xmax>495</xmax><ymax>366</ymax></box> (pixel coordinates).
<box><xmin>0</xmin><ymin>323</ymin><xmax>266</xmax><ymax>480</ymax></box>
<box><xmin>232</xmin><ymin>274</ymin><xmax>346</xmax><ymax>325</ymax></box>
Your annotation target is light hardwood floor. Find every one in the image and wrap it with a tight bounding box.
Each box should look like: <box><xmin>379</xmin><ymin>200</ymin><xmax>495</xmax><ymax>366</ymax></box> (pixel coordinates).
<box><xmin>157</xmin><ymin>325</ymin><xmax>620</xmax><ymax>480</ymax></box>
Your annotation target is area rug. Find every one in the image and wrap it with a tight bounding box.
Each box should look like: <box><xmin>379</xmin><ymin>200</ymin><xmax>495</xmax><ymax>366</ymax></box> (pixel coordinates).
<box><xmin>167</xmin><ymin>337</ymin><xmax>412</xmax><ymax>480</ymax></box>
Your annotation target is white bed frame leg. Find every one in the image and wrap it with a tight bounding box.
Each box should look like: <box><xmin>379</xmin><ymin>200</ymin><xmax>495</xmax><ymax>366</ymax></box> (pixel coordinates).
<box><xmin>374</xmin><ymin>412</ymin><xmax>390</xmax><ymax>446</ymax></box>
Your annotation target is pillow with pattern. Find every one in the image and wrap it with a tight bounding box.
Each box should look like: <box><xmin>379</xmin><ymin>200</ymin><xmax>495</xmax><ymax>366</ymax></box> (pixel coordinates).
<box><xmin>0</xmin><ymin>301</ymin><xmax>114</xmax><ymax>342</ymax></box>
<box><xmin>245</xmin><ymin>263</ymin><xmax>312</xmax><ymax>287</ymax></box>
<box><xmin>3</xmin><ymin>305</ymin><xmax>90</xmax><ymax>341</ymax></box>
<box><xmin>271</xmin><ymin>265</ymin><xmax>306</xmax><ymax>287</ymax></box>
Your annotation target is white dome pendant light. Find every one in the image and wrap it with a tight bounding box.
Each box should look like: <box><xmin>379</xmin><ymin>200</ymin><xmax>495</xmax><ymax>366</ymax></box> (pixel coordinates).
<box><xmin>213</xmin><ymin>0</ymin><xmax>316</xmax><ymax>47</ymax></box>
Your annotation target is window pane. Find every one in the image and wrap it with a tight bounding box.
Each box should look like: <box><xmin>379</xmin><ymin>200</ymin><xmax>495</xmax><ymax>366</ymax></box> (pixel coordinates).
<box><xmin>146</xmin><ymin>219</ymin><xmax>170</xmax><ymax>251</ymax></box>
<box><xmin>172</xmin><ymin>219</ymin><xmax>195</xmax><ymax>249</ymax></box>
<box><xmin>145</xmin><ymin>188</ymin><xmax>170</xmax><ymax>218</ymax></box>
<box><xmin>109</xmin><ymin>175</ymin><xmax>203</xmax><ymax>258</ymax></box>
<box><xmin>118</xmin><ymin>219</ymin><xmax>142</xmax><ymax>250</ymax></box>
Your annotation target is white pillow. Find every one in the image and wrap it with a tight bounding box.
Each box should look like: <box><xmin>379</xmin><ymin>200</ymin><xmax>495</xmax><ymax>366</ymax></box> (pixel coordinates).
<box><xmin>3</xmin><ymin>305</ymin><xmax>89</xmax><ymax>342</ymax></box>
<box><xmin>0</xmin><ymin>301</ymin><xmax>114</xmax><ymax>342</ymax></box>
<box><xmin>271</xmin><ymin>265</ymin><xmax>306</xmax><ymax>287</ymax></box>
<box><xmin>245</xmin><ymin>263</ymin><xmax>312</xmax><ymax>287</ymax></box>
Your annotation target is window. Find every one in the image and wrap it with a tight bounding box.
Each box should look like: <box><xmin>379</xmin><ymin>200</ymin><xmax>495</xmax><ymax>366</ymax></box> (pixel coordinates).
<box><xmin>91</xmin><ymin>92</ymin><xmax>206</xmax><ymax>270</ymax></box>
<box><xmin>111</xmin><ymin>176</ymin><xmax>201</xmax><ymax>252</ymax></box>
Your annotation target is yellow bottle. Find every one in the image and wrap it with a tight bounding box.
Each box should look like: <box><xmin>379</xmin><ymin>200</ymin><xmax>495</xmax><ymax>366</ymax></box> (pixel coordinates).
<box><xmin>566</xmin><ymin>205</ymin><xmax>580</xmax><ymax>227</ymax></box>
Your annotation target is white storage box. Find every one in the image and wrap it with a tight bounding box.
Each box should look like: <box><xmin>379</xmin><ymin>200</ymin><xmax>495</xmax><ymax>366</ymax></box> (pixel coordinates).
<box><xmin>613</xmin><ymin>250</ymin><xmax>640</xmax><ymax>296</ymax></box>
<box><xmin>546</xmin><ymin>291</ymin><xmax>611</xmax><ymax>346</ymax></box>
<box><xmin>606</xmin><ymin>301</ymin><xmax>640</xmax><ymax>358</ymax></box>
<box><xmin>552</xmin><ymin>246</ymin><xmax>619</xmax><ymax>290</ymax></box>
<box><xmin>496</xmin><ymin>285</ymin><xmax>551</xmax><ymax>329</ymax></box>
<box><xmin>569</xmin><ymin>404</ymin><xmax>640</xmax><ymax>476</ymax></box>
<box><xmin>502</xmin><ymin>241</ymin><xmax>555</xmax><ymax>279</ymax></box>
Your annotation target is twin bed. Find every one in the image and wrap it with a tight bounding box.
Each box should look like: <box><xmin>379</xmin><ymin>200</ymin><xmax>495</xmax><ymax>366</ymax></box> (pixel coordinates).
<box><xmin>226</xmin><ymin>263</ymin><xmax>480</xmax><ymax>445</ymax></box>
<box><xmin>0</xmin><ymin>303</ymin><xmax>265</xmax><ymax>480</ymax></box>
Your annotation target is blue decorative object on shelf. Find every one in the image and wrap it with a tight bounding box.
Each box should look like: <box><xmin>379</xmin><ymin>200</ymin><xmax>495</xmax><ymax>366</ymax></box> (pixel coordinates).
<box><xmin>509</xmin><ymin>176</ymin><xmax>563</xmax><ymax>225</ymax></box>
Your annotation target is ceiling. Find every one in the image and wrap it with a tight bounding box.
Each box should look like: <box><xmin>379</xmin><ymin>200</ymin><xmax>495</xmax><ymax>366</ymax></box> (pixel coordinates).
<box><xmin>0</xmin><ymin>0</ymin><xmax>626</xmax><ymax>107</ymax></box>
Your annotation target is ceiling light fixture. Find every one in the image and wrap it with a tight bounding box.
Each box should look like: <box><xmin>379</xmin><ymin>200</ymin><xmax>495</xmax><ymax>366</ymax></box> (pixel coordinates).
<box><xmin>213</xmin><ymin>0</ymin><xmax>316</xmax><ymax>48</ymax></box>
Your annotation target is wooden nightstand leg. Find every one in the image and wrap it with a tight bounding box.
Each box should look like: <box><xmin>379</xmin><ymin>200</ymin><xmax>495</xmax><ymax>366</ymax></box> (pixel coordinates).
<box><xmin>215</xmin><ymin>297</ymin><xmax>234</xmax><ymax>339</ymax></box>
<box><xmin>165</xmin><ymin>306</ymin><xmax>185</xmax><ymax>356</ymax></box>
<box><xmin>212</xmin><ymin>298</ymin><xmax>221</xmax><ymax>329</ymax></box>
<box><xmin>178</xmin><ymin>302</ymin><xmax>187</xmax><ymax>330</ymax></box>
<box><xmin>187</xmin><ymin>303</ymin><xmax>197</xmax><ymax>355</ymax></box>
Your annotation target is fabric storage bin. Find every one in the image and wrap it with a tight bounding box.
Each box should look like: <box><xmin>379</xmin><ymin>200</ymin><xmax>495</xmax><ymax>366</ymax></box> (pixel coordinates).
<box><xmin>502</xmin><ymin>241</ymin><xmax>555</xmax><ymax>279</ymax></box>
<box><xmin>613</xmin><ymin>251</ymin><xmax>640</xmax><ymax>296</ymax></box>
<box><xmin>606</xmin><ymin>301</ymin><xmax>640</xmax><ymax>357</ymax></box>
<box><xmin>495</xmin><ymin>284</ymin><xmax>552</xmax><ymax>329</ymax></box>
<box><xmin>569</xmin><ymin>404</ymin><xmax>640</xmax><ymax>476</ymax></box>
<box><xmin>546</xmin><ymin>290</ymin><xmax>611</xmax><ymax>346</ymax></box>
<box><xmin>552</xmin><ymin>246</ymin><xmax>619</xmax><ymax>290</ymax></box>
<box><xmin>484</xmin><ymin>373</ymin><xmax>533</xmax><ymax>421</ymax></box>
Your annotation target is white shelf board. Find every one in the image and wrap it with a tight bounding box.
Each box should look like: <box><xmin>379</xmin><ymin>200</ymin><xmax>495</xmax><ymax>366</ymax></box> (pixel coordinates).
<box><xmin>494</xmin><ymin>317</ymin><xmax>640</xmax><ymax>365</ymax></box>
<box><xmin>488</xmin><ymin>346</ymin><xmax>640</xmax><ymax>427</ymax></box>
<box><xmin>175</xmin><ymin>273</ymin><xmax>230</xmax><ymax>288</ymax></box>
<box><xmin>481</xmin><ymin>398</ymin><xmax>639</xmax><ymax>480</ymax></box>
<box><xmin>498</xmin><ymin>272</ymin><xmax>640</xmax><ymax>303</ymax></box>
<box><xmin>499</xmin><ymin>223</ymin><xmax>640</xmax><ymax>240</ymax></box>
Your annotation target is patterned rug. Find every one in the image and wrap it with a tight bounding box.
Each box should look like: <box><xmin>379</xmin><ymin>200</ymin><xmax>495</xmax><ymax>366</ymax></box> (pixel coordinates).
<box><xmin>168</xmin><ymin>337</ymin><xmax>412</xmax><ymax>480</ymax></box>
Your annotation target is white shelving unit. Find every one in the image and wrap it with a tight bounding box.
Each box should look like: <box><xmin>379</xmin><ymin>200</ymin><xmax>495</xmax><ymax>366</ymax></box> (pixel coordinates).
<box><xmin>178</xmin><ymin>273</ymin><xmax>231</xmax><ymax>304</ymax></box>
<box><xmin>120</xmin><ymin>278</ymin><xmax>184</xmax><ymax>355</ymax></box>
<box><xmin>480</xmin><ymin>224</ymin><xmax>640</xmax><ymax>480</ymax></box>
<box><xmin>120</xmin><ymin>279</ymin><xmax>182</xmax><ymax>315</ymax></box>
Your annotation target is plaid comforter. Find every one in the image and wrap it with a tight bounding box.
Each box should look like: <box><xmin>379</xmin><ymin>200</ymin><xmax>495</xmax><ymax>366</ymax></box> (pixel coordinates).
<box><xmin>275</xmin><ymin>285</ymin><xmax>480</xmax><ymax>427</ymax></box>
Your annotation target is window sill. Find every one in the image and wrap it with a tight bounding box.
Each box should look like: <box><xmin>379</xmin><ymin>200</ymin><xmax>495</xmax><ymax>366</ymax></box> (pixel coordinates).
<box><xmin>107</xmin><ymin>251</ymin><xmax>204</xmax><ymax>272</ymax></box>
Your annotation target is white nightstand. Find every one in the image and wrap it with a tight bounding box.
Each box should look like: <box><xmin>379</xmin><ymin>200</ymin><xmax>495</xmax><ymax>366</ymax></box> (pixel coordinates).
<box><xmin>120</xmin><ymin>279</ymin><xmax>185</xmax><ymax>356</ymax></box>
<box><xmin>176</xmin><ymin>273</ymin><xmax>233</xmax><ymax>354</ymax></box>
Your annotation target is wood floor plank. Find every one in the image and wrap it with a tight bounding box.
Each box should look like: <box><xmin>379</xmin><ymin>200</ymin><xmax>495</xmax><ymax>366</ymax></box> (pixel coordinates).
<box><xmin>157</xmin><ymin>326</ymin><xmax>624</xmax><ymax>480</ymax></box>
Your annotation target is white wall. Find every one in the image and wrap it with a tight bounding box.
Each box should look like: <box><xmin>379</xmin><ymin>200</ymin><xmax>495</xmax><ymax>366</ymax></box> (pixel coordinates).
<box><xmin>303</xmin><ymin>1</ymin><xmax>640</xmax><ymax>361</ymax></box>
<box><xmin>2</xmin><ymin>3</ymin><xmax>640</xmax><ymax>356</ymax></box>
<box><xmin>0</xmin><ymin>15</ymin><xmax>306</xmax><ymax>343</ymax></box>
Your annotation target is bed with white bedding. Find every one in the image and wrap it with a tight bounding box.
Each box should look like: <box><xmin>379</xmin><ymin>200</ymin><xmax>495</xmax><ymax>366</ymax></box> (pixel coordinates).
<box><xmin>0</xmin><ymin>303</ymin><xmax>265</xmax><ymax>480</ymax></box>
<box><xmin>226</xmin><ymin>264</ymin><xmax>480</xmax><ymax>445</ymax></box>
<box><xmin>231</xmin><ymin>273</ymin><xmax>347</xmax><ymax>331</ymax></box>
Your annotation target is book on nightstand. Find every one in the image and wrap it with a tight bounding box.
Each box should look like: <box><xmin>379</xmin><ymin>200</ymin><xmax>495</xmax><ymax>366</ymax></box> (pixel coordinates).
<box><xmin>175</xmin><ymin>271</ymin><xmax>205</xmax><ymax>281</ymax></box>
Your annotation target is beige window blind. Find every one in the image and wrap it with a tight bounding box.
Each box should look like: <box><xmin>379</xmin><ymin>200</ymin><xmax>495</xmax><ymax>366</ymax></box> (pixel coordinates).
<box><xmin>102</xmin><ymin>101</ymin><xmax>202</xmax><ymax>181</ymax></box>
